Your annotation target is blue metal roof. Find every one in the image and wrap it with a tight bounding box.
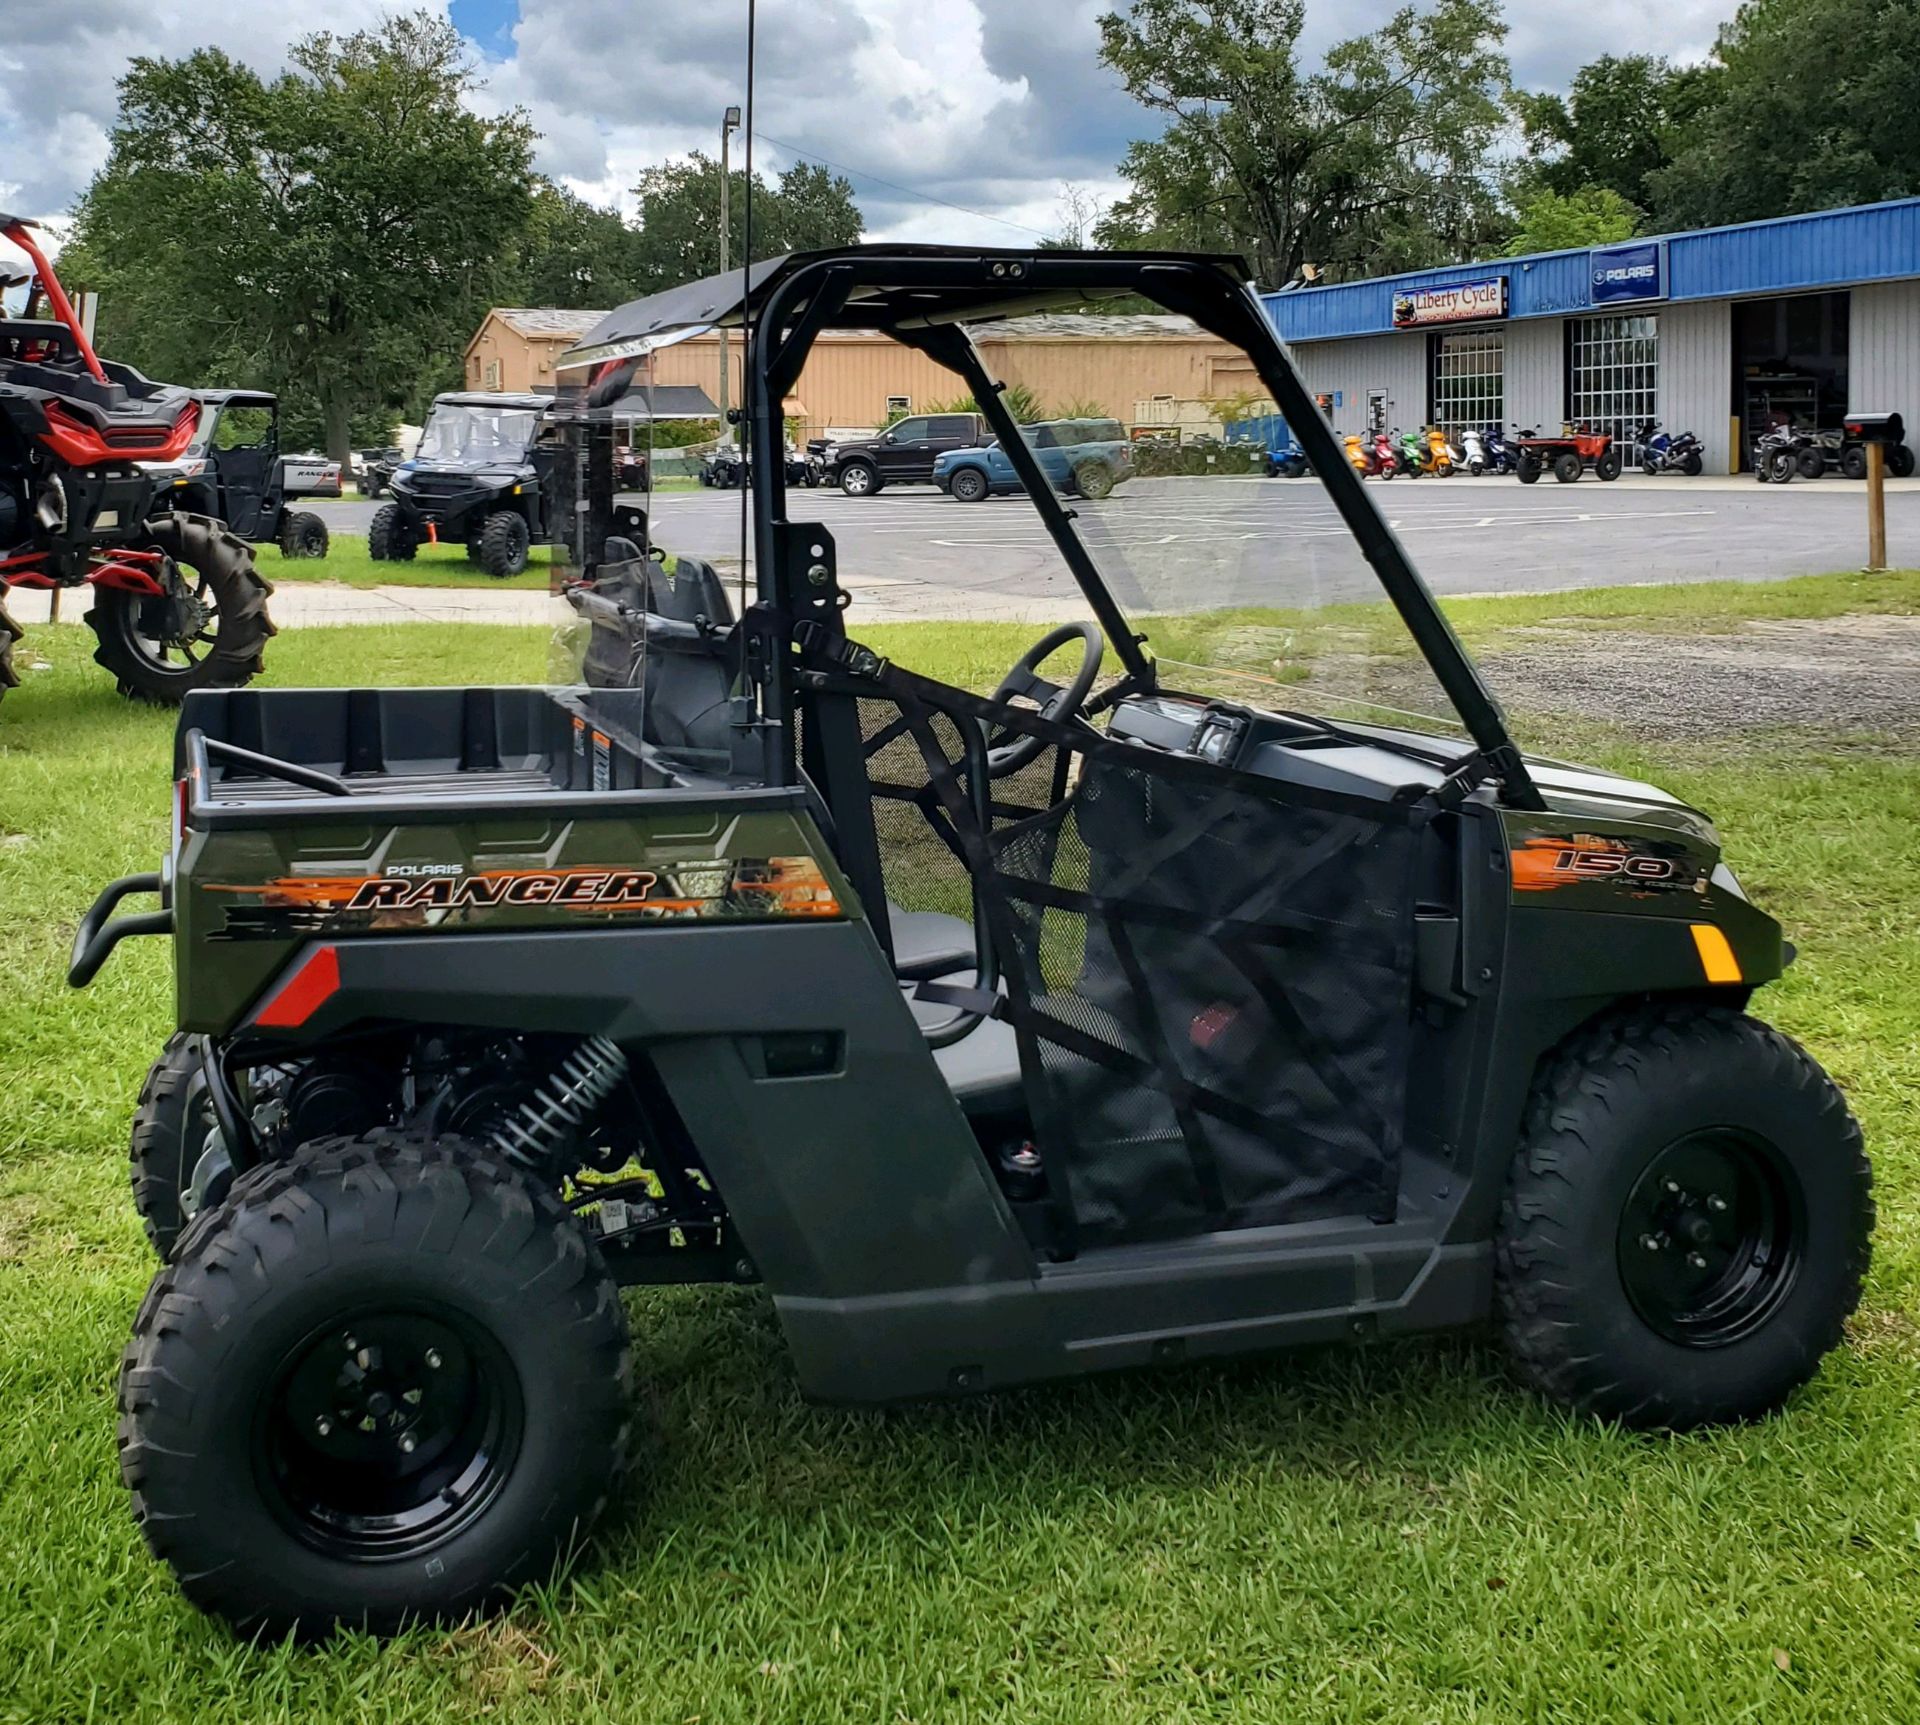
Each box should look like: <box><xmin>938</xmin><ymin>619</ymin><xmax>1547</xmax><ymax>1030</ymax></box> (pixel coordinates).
<box><xmin>1264</xmin><ymin>196</ymin><xmax>1920</xmax><ymax>343</ymax></box>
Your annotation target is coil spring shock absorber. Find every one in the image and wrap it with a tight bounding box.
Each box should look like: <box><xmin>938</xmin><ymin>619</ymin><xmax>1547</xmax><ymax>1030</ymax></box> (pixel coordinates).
<box><xmin>488</xmin><ymin>1035</ymin><xmax>629</xmax><ymax>1172</ymax></box>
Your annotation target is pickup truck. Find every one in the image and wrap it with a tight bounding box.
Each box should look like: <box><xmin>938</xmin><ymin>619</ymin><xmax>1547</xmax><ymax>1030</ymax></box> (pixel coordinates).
<box><xmin>820</xmin><ymin>412</ymin><xmax>991</xmax><ymax>496</ymax></box>
<box><xmin>932</xmin><ymin>417</ymin><xmax>1134</xmax><ymax>501</ymax></box>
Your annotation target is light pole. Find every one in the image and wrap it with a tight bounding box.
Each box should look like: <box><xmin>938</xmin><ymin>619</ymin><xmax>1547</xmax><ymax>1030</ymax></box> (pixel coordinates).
<box><xmin>718</xmin><ymin>104</ymin><xmax>742</xmax><ymax>440</ymax></box>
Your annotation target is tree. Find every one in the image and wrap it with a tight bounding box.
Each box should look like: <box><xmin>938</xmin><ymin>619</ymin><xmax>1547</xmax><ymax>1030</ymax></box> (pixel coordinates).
<box><xmin>628</xmin><ymin>156</ymin><xmax>862</xmax><ymax>294</ymax></box>
<box><xmin>1512</xmin><ymin>55</ymin><xmax>1718</xmax><ymax>217</ymax></box>
<box><xmin>1502</xmin><ymin>185</ymin><xmax>1640</xmax><ymax>255</ymax></box>
<box><xmin>1650</xmin><ymin>0</ymin><xmax>1920</xmax><ymax>229</ymax></box>
<box><xmin>67</xmin><ymin>13</ymin><xmax>536</xmax><ymax>464</ymax></box>
<box><xmin>1093</xmin><ymin>0</ymin><xmax>1512</xmax><ymax>284</ymax></box>
<box><xmin>512</xmin><ymin>183</ymin><xmax>640</xmax><ymax>307</ymax></box>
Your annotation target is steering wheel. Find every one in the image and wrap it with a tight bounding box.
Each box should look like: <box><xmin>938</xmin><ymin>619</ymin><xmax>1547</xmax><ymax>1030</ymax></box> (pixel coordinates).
<box><xmin>985</xmin><ymin>622</ymin><xmax>1104</xmax><ymax>776</ymax></box>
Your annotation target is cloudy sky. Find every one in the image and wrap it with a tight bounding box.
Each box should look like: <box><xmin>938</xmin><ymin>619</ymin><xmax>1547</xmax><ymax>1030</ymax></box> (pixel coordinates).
<box><xmin>3</xmin><ymin>0</ymin><xmax>1739</xmax><ymax>255</ymax></box>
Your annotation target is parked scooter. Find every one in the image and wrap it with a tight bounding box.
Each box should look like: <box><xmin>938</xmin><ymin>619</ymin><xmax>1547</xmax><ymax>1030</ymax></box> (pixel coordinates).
<box><xmin>1480</xmin><ymin>424</ymin><xmax>1522</xmax><ymax>476</ymax></box>
<box><xmin>1458</xmin><ymin>427</ymin><xmax>1490</xmax><ymax>475</ymax></box>
<box><xmin>1344</xmin><ymin>430</ymin><xmax>1400</xmax><ymax>479</ymax></box>
<box><xmin>1634</xmin><ymin>419</ymin><xmax>1705</xmax><ymax>477</ymax></box>
<box><xmin>1425</xmin><ymin>426</ymin><xmax>1460</xmax><ymax>477</ymax></box>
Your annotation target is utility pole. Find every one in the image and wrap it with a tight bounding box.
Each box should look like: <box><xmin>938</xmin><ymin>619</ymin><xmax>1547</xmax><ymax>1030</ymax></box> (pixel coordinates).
<box><xmin>718</xmin><ymin>105</ymin><xmax>742</xmax><ymax>442</ymax></box>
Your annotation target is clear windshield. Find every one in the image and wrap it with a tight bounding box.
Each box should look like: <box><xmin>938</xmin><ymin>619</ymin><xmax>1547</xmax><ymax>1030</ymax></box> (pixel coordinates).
<box><xmin>692</xmin><ymin>302</ymin><xmax>1467</xmax><ymax>738</ymax></box>
<box><xmin>416</xmin><ymin>405</ymin><xmax>539</xmax><ymax>464</ymax></box>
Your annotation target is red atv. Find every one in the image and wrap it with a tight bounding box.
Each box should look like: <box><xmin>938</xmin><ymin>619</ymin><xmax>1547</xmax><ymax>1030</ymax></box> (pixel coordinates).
<box><xmin>1513</xmin><ymin>423</ymin><xmax>1623</xmax><ymax>485</ymax></box>
<box><xmin>0</xmin><ymin>213</ymin><xmax>273</xmax><ymax>707</ymax></box>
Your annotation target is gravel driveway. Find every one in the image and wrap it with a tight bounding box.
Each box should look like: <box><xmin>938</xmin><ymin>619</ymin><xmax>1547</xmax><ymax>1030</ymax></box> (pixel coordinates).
<box><xmin>1479</xmin><ymin>614</ymin><xmax>1920</xmax><ymax>741</ymax></box>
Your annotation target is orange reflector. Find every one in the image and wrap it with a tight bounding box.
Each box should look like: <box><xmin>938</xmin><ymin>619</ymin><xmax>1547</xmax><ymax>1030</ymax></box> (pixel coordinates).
<box><xmin>253</xmin><ymin>944</ymin><xmax>341</xmax><ymax>1028</ymax></box>
<box><xmin>1690</xmin><ymin>924</ymin><xmax>1742</xmax><ymax>985</ymax></box>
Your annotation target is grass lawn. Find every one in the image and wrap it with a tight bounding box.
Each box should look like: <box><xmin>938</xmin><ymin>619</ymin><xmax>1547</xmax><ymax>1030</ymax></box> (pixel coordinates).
<box><xmin>3</xmin><ymin>579</ymin><xmax>1919</xmax><ymax>1721</ymax></box>
<box><xmin>268</xmin><ymin>534</ymin><xmax>556</xmax><ymax>590</ymax></box>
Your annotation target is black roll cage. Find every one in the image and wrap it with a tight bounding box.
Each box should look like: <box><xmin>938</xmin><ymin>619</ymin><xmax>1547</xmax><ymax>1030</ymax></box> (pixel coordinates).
<box><xmin>570</xmin><ymin>245</ymin><xmax>1541</xmax><ymax>811</ymax></box>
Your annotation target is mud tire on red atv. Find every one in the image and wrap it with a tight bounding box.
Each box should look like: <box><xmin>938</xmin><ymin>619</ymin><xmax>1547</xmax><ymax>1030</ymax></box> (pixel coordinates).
<box><xmin>0</xmin><ymin>598</ymin><xmax>21</xmax><ymax>709</ymax></box>
<box><xmin>87</xmin><ymin>513</ymin><xmax>275</xmax><ymax>705</ymax></box>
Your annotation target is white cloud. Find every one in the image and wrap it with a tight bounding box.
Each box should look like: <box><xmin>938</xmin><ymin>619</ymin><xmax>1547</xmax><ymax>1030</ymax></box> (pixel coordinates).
<box><xmin>1</xmin><ymin>0</ymin><xmax>1744</xmax><ymax>261</ymax></box>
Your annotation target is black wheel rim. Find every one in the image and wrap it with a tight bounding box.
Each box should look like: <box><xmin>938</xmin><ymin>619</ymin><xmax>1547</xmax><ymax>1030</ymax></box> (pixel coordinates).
<box><xmin>1616</xmin><ymin>1129</ymin><xmax>1804</xmax><ymax>1348</ymax></box>
<box><xmin>258</xmin><ymin>1304</ymin><xmax>524</xmax><ymax>1560</ymax></box>
<box><xmin>132</xmin><ymin>560</ymin><xmax>219</xmax><ymax>670</ymax></box>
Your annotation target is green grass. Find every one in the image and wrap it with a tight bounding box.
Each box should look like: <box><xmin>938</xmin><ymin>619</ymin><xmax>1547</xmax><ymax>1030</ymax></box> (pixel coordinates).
<box><xmin>269</xmin><ymin>535</ymin><xmax>556</xmax><ymax>590</ymax></box>
<box><xmin>3</xmin><ymin>583</ymin><xmax>1920</xmax><ymax>1721</ymax></box>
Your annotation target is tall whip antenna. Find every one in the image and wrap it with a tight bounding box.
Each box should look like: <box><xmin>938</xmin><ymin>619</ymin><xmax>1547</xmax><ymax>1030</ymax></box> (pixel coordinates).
<box><xmin>737</xmin><ymin>0</ymin><xmax>757</xmax><ymax>602</ymax></box>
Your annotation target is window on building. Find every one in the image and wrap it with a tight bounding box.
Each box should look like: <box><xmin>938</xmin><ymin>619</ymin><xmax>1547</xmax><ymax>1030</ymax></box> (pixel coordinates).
<box><xmin>1568</xmin><ymin>314</ymin><xmax>1659</xmax><ymax>451</ymax></box>
<box><xmin>885</xmin><ymin>394</ymin><xmax>912</xmax><ymax>414</ymax></box>
<box><xmin>1429</xmin><ymin>330</ymin><xmax>1504</xmax><ymax>436</ymax></box>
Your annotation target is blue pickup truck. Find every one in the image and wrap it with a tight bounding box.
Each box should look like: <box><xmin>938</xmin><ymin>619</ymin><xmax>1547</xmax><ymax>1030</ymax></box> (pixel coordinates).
<box><xmin>933</xmin><ymin>417</ymin><xmax>1134</xmax><ymax>502</ymax></box>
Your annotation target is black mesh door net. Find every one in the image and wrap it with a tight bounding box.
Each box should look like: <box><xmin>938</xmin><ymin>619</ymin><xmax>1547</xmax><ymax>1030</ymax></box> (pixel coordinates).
<box><xmin>843</xmin><ymin>657</ymin><xmax>1425</xmax><ymax>1253</ymax></box>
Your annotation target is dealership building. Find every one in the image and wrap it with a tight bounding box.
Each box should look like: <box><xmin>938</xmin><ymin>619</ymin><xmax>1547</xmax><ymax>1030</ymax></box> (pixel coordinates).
<box><xmin>1261</xmin><ymin>196</ymin><xmax>1920</xmax><ymax>473</ymax></box>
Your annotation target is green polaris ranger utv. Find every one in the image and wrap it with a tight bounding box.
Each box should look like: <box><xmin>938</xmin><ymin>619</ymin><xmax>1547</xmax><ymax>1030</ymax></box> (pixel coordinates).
<box><xmin>76</xmin><ymin>245</ymin><xmax>1871</xmax><ymax>1638</ymax></box>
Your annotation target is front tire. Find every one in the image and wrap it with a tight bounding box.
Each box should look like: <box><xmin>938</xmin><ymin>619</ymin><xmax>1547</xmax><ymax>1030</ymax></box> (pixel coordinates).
<box><xmin>1797</xmin><ymin>446</ymin><xmax>1825</xmax><ymax>481</ymax></box>
<box><xmin>118</xmin><ymin>1133</ymin><xmax>634</xmax><ymax>1637</ymax></box>
<box><xmin>1594</xmin><ymin>449</ymin><xmax>1623</xmax><ymax>482</ymax></box>
<box><xmin>1891</xmin><ymin>444</ymin><xmax>1915</xmax><ymax>479</ymax></box>
<box><xmin>477</xmin><ymin>510</ymin><xmax>531</xmax><ymax>578</ymax></box>
<box><xmin>86</xmin><ymin>514</ymin><xmax>275</xmax><ymax>704</ymax></box>
<box><xmin>1767</xmin><ymin>449</ymin><xmax>1797</xmax><ymax>484</ymax></box>
<box><xmin>948</xmin><ymin>467</ymin><xmax>989</xmax><ymax>503</ymax></box>
<box><xmin>1496</xmin><ymin>1005</ymin><xmax>1871</xmax><ymax>1429</ymax></box>
<box><xmin>367</xmin><ymin>503</ymin><xmax>417</xmax><ymax>562</ymax></box>
<box><xmin>0</xmin><ymin>598</ymin><xmax>20</xmax><ymax>709</ymax></box>
<box><xmin>1552</xmin><ymin>452</ymin><xmax>1582</xmax><ymax>484</ymax></box>
<box><xmin>1516</xmin><ymin>455</ymin><xmax>1542</xmax><ymax>484</ymax></box>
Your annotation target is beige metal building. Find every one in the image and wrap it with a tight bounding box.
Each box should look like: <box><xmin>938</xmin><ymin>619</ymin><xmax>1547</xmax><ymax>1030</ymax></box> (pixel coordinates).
<box><xmin>465</xmin><ymin>308</ymin><xmax>1255</xmax><ymax>436</ymax></box>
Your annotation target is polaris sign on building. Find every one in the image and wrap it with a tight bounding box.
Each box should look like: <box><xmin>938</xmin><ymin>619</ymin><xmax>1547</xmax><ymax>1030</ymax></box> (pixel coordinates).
<box><xmin>1261</xmin><ymin>196</ymin><xmax>1920</xmax><ymax>477</ymax></box>
<box><xmin>1590</xmin><ymin>241</ymin><xmax>1666</xmax><ymax>305</ymax></box>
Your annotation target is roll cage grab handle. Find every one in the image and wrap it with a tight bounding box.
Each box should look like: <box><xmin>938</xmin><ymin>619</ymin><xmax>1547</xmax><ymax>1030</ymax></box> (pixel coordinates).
<box><xmin>743</xmin><ymin>254</ymin><xmax>1543</xmax><ymax>812</ymax></box>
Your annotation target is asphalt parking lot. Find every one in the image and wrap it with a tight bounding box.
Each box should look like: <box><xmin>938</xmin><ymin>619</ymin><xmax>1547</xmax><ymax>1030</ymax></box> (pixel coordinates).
<box><xmin>309</xmin><ymin>472</ymin><xmax>1919</xmax><ymax>623</ymax></box>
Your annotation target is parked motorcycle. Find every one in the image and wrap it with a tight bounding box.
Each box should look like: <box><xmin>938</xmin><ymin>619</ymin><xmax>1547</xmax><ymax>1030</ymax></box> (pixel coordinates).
<box><xmin>1753</xmin><ymin>424</ymin><xmax>1824</xmax><ymax>484</ymax></box>
<box><xmin>1634</xmin><ymin>419</ymin><xmax>1705</xmax><ymax>477</ymax></box>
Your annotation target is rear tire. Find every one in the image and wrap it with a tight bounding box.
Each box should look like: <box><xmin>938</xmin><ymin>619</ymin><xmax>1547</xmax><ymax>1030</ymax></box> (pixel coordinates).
<box><xmin>1594</xmin><ymin>449</ymin><xmax>1623</xmax><ymax>482</ymax></box>
<box><xmin>1841</xmin><ymin>445</ymin><xmax>1868</xmax><ymax>481</ymax></box>
<box><xmin>118</xmin><ymin>1132</ymin><xmax>634</xmax><ymax>1637</ymax></box>
<box><xmin>1552</xmin><ymin>452</ymin><xmax>1582</xmax><ymax>484</ymax></box>
<box><xmin>129</xmin><ymin>1033</ymin><xmax>216</xmax><ymax>1261</ymax></box>
<box><xmin>278</xmin><ymin>510</ymin><xmax>329</xmax><ymax>559</ymax></box>
<box><xmin>1681</xmin><ymin>451</ymin><xmax>1703</xmax><ymax>477</ymax></box>
<box><xmin>478</xmin><ymin>510</ymin><xmax>531</xmax><ymax>579</ymax></box>
<box><xmin>1496</xmin><ymin>1004</ymin><xmax>1871</xmax><ymax>1429</ymax></box>
<box><xmin>1797</xmin><ymin>446</ymin><xmax>1825</xmax><ymax>481</ymax></box>
<box><xmin>1516</xmin><ymin>455</ymin><xmax>1542</xmax><ymax>484</ymax></box>
<box><xmin>87</xmin><ymin>514</ymin><xmax>275</xmax><ymax>705</ymax></box>
<box><xmin>1891</xmin><ymin>444</ymin><xmax>1915</xmax><ymax>479</ymax></box>
<box><xmin>839</xmin><ymin>461</ymin><xmax>879</xmax><ymax>497</ymax></box>
<box><xmin>367</xmin><ymin>503</ymin><xmax>417</xmax><ymax>562</ymax></box>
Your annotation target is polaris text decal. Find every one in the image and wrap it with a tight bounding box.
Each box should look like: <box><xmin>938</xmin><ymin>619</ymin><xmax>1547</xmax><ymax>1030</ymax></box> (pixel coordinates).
<box><xmin>202</xmin><ymin>858</ymin><xmax>840</xmax><ymax>940</ymax></box>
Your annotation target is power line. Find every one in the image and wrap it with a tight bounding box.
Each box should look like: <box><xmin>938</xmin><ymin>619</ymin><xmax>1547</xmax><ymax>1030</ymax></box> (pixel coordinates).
<box><xmin>753</xmin><ymin>131</ymin><xmax>1055</xmax><ymax>241</ymax></box>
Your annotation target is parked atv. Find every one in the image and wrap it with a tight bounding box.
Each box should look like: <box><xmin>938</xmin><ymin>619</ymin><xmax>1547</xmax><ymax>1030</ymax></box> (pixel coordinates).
<box><xmin>1634</xmin><ymin>419</ymin><xmax>1705</xmax><ymax>477</ymax></box>
<box><xmin>368</xmin><ymin>393</ymin><xmax>554</xmax><ymax>578</ymax></box>
<box><xmin>143</xmin><ymin>391</ymin><xmax>332</xmax><ymax>559</ymax></box>
<box><xmin>1515</xmin><ymin>425</ymin><xmax>1622</xmax><ymax>484</ymax></box>
<box><xmin>0</xmin><ymin>213</ymin><xmax>274</xmax><ymax>708</ymax></box>
<box><xmin>355</xmin><ymin>446</ymin><xmax>403</xmax><ymax>498</ymax></box>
